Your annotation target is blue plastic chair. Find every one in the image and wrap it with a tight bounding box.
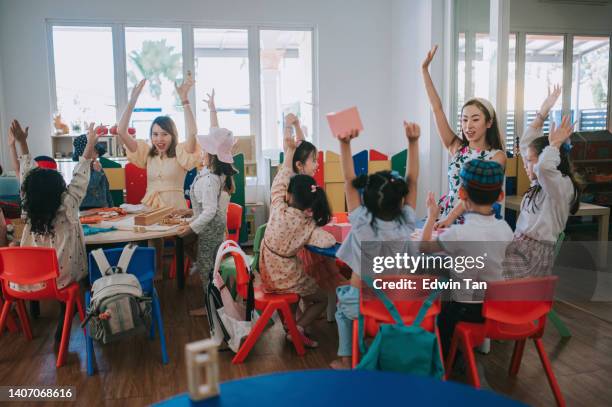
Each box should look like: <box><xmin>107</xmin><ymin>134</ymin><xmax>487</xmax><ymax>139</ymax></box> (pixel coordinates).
<box><xmin>85</xmin><ymin>247</ymin><xmax>169</xmax><ymax>376</ymax></box>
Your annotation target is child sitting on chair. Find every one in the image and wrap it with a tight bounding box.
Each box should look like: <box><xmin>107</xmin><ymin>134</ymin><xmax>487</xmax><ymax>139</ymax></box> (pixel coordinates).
<box><xmin>73</xmin><ymin>133</ymin><xmax>114</xmax><ymax>210</ymax></box>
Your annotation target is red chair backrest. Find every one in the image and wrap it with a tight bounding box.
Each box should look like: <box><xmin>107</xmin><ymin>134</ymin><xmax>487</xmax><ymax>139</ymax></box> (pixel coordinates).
<box><xmin>229</xmin><ymin>249</ymin><xmax>250</xmax><ymax>301</ymax></box>
<box><xmin>360</xmin><ymin>275</ymin><xmax>441</xmax><ymax>336</ymax></box>
<box><xmin>483</xmin><ymin>276</ymin><xmax>557</xmax><ymax>339</ymax></box>
<box><xmin>125</xmin><ymin>163</ymin><xmax>147</xmax><ymax>204</ymax></box>
<box><xmin>227</xmin><ymin>203</ymin><xmax>243</xmax><ymax>243</ymax></box>
<box><xmin>0</xmin><ymin>247</ymin><xmax>61</xmax><ymax>300</ymax></box>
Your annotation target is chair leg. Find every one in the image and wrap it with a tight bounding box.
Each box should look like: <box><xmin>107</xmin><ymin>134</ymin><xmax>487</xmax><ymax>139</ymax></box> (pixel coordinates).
<box><xmin>509</xmin><ymin>339</ymin><xmax>526</xmax><ymax>376</ymax></box>
<box><xmin>152</xmin><ymin>290</ymin><xmax>169</xmax><ymax>364</ymax></box>
<box><xmin>548</xmin><ymin>309</ymin><xmax>572</xmax><ymax>338</ymax></box>
<box><xmin>56</xmin><ymin>297</ymin><xmax>75</xmax><ymax>368</ymax></box>
<box><xmin>279</xmin><ymin>302</ymin><xmax>305</xmax><ymax>357</ymax></box>
<box><xmin>85</xmin><ymin>292</ymin><xmax>95</xmax><ymax>376</ymax></box>
<box><xmin>534</xmin><ymin>338</ymin><xmax>566</xmax><ymax>407</ymax></box>
<box><xmin>351</xmin><ymin>319</ymin><xmax>359</xmax><ymax>369</ymax></box>
<box><xmin>232</xmin><ymin>304</ymin><xmax>277</xmax><ymax>364</ymax></box>
<box><xmin>445</xmin><ymin>332</ymin><xmax>460</xmax><ymax>380</ymax></box>
<box><xmin>15</xmin><ymin>301</ymin><xmax>32</xmax><ymax>340</ymax></box>
<box><xmin>0</xmin><ymin>300</ymin><xmax>13</xmax><ymax>336</ymax></box>
<box><xmin>462</xmin><ymin>334</ymin><xmax>480</xmax><ymax>388</ymax></box>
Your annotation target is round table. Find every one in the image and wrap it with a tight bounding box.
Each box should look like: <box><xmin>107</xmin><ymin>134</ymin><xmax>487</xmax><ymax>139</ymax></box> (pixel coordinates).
<box><xmin>154</xmin><ymin>369</ymin><xmax>527</xmax><ymax>407</ymax></box>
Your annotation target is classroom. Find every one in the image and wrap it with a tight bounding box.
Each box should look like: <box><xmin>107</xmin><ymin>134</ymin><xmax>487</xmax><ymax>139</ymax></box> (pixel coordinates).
<box><xmin>0</xmin><ymin>0</ymin><xmax>611</xmax><ymax>406</ymax></box>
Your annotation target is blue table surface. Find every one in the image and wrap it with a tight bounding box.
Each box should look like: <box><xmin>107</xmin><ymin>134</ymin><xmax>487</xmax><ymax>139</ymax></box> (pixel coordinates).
<box><xmin>154</xmin><ymin>370</ymin><xmax>526</xmax><ymax>407</ymax></box>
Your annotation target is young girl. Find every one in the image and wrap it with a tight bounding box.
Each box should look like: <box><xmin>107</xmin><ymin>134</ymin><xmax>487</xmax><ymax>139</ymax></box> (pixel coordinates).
<box><xmin>176</xmin><ymin>90</ymin><xmax>237</xmax><ymax>316</ymax></box>
<box><xmin>503</xmin><ymin>87</ymin><xmax>580</xmax><ymax>278</ymax></box>
<box><xmin>330</xmin><ymin>121</ymin><xmax>421</xmax><ymax>369</ymax></box>
<box><xmin>15</xmin><ymin>123</ymin><xmax>100</xmax><ymax>291</ymax></box>
<box><xmin>116</xmin><ymin>72</ymin><xmax>200</xmax><ymax>209</ymax></box>
<box><xmin>72</xmin><ymin>134</ymin><xmax>113</xmax><ymax>210</ymax></box>
<box><xmin>259</xmin><ymin>128</ymin><xmax>336</xmax><ymax>348</ymax></box>
<box><xmin>422</xmin><ymin>45</ymin><xmax>506</xmax><ymax>227</ymax></box>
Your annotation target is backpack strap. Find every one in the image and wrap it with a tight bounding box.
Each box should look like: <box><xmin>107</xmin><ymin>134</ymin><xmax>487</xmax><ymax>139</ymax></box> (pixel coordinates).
<box><xmin>411</xmin><ymin>287</ymin><xmax>442</xmax><ymax>327</ymax></box>
<box><xmin>361</xmin><ymin>276</ymin><xmax>404</xmax><ymax>326</ymax></box>
<box><xmin>117</xmin><ymin>243</ymin><xmax>138</xmax><ymax>273</ymax></box>
<box><xmin>91</xmin><ymin>248</ymin><xmax>113</xmax><ymax>276</ymax></box>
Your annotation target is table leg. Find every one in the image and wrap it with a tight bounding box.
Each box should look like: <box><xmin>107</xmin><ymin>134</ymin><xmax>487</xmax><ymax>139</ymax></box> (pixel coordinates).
<box><xmin>597</xmin><ymin>213</ymin><xmax>609</xmax><ymax>271</ymax></box>
<box><xmin>176</xmin><ymin>237</ymin><xmax>185</xmax><ymax>289</ymax></box>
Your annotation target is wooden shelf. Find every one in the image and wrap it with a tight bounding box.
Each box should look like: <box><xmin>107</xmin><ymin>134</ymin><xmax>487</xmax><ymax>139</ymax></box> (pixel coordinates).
<box><xmin>574</xmin><ymin>158</ymin><xmax>612</xmax><ymax>163</ymax></box>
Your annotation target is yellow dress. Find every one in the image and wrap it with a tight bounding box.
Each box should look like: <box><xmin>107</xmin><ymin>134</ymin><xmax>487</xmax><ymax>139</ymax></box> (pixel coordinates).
<box><xmin>127</xmin><ymin>139</ymin><xmax>201</xmax><ymax>209</ymax></box>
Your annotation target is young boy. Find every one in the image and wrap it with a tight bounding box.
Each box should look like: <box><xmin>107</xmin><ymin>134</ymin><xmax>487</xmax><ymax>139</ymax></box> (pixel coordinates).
<box><xmin>420</xmin><ymin>159</ymin><xmax>514</xmax><ymax>358</ymax></box>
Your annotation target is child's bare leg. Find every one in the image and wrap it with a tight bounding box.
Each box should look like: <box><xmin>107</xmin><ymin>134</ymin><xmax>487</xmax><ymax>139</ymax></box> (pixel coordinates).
<box><xmin>297</xmin><ymin>290</ymin><xmax>327</xmax><ymax>329</ymax></box>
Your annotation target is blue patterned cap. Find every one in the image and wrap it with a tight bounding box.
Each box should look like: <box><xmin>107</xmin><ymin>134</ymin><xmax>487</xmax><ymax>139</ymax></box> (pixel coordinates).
<box><xmin>73</xmin><ymin>134</ymin><xmax>106</xmax><ymax>161</ymax></box>
<box><xmin>460</xmin><ymin>159</ymin><xmax>504</xmax><ymax>191</ymax></box>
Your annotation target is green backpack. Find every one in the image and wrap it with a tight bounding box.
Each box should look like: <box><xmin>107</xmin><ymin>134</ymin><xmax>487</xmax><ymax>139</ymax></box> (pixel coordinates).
<box><xmin>356</xmin><ymin>277</ymin><xmax>445</xmax><ymax>378</ymax></box>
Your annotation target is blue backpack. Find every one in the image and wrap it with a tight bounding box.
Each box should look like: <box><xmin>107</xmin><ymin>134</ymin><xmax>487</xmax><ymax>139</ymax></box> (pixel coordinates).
<box><xmin>356</xmin><ymin>277</ymin><xmax>445</xmax><ymax>378</ymax></box>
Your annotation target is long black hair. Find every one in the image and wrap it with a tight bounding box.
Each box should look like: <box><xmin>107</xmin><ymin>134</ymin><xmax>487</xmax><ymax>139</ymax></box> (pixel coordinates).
<box><xmin>148</xmin><ymin>116</ymin><xmax>178</xmax><ymax>158</ymax></box>
<box><xmin>209</xmin><ymin>154</ymin><xmax>238</xmax><ymax>194</ymax></box>
<box><xmin>292</xmin><ymin>141</ymin><xmax>317</xmax><ymax>173</ymax></box>
<box><xmin>287</xmin><ymin>174</ymin><xmax>332</xmax><ymax>226</ymax></box>
<box><xmin>352</xmin><ymin>171</ymin><xmax>409</xmax><ymax>228</ymax></box>
<box><xmin>460</xmin><ymin>99</ymin><xmax>505</xmax><ymax>152</ymax></box>
<box><xmin>21</xmin><ymin>168</ymin><xmax>67</xmax><ymax>236</ymax></box>
<box><xmin>522</xmin><ymin>136</ymin><xmax>581</xmax><ymax>215</ymax></box>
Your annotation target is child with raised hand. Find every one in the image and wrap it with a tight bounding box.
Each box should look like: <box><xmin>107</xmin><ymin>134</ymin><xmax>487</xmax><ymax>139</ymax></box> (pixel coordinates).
<box><xmin>420</xmin><ymin>159</ymin><xmax>514</xmax><ymax>358</ymax></box>
<box><xmin>503</xmin><ymin>87</ymin><xmax>580</xmax><ymax>278</ymax></box>
<box><xmin>330</xmin><ymin>121</ymin><xmax>420</xmax><ymax>370</ymax></box>
<box><xmin>16</xmin><ymin>123</ymin><xmax>101</xmax><ymax>292</ymax></box>
<box><xmin>259</xmin><ymin>124</ymin><xmax>336</xmax><ymax>348</ymax></box>
<box><xmin>422</xmin><ymin>45</ymin><xmax>506</xmax><ymax>228</ymax></box>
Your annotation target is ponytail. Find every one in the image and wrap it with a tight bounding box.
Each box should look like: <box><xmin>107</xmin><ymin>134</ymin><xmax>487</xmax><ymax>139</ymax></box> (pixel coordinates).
<box><xmin>288</xmin><ymin>174</ymin><xmax>332</xmax><ymax>226</ymax></box>
<box><xmin>210</xmin><ymin>154</ymin><xmax>239</xmax><ymax>194</ymax></box>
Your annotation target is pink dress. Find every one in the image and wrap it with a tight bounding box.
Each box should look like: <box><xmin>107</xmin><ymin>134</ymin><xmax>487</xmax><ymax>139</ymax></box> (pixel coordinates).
<box><xmin>259</xmin><ymin>166</ymin><xmax>336</xmax><ymax>296</ymax></box>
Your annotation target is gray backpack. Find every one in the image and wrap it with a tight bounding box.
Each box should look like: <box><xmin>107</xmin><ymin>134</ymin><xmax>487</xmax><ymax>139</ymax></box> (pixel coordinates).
<box><xmin>82</xmin><ymin>244</ymin><xmax>152</xmax><ymax>344</ymax></box>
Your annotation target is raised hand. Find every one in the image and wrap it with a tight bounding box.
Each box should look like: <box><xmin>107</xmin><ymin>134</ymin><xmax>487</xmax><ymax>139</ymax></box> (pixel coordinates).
<box><xmin>283</xmin><ymin>128</ymin><xmax>297</xmax><ymax>151</ymax></box>
<box><xmin>404</xmin><ymin>121</ymin><xmax>420</xmax><ymax>142</ymax></box>
<box><xmin>422</xmin><ymin>45</ymin><xmax>439</xmax><ymax>71</ymax></box>
<box><xmin>130</xmin><ymin>79</ymin><xmax>147</xmax><ymax>104</ymax></box>
<box><xmin>337</xmin><ymin>129</ymin><xmax>360</xmax><ymax>144</ymax></box>
<box><xmin>87</xmin><ymin>123</ymin><xmax>101</xmax><ymax>145</ymax></box>
<box><xmin>203</xmin><ymin>89</ymin><xmax>216</xmax><ymax>111</ymax></box>
<box><xmin>539</xmin><ymin>84</ymin><xmax>561</xmax><ymax>116</ymax></box>
<box><xmin>10</xmin><ymin>120</ymin><xmax>29</xmax><ymax>143</ymax></box>
<box><xmin>285</xmin><ymin>113</ymin><xmax>299</xmax><ymax>128</ymax></box>
<box><xmin>548</xmin><ymin>115</ymin><xmax>574</xmax><ymax>149</ymax></box>
<box><xmin>175</xmin><ymin>70</ymin><xmax>194</xmax><ymax>102</ymax></box>
<box><xmin>426</xmin><ymin>191</ymin><xmax>439</xmax><ymax>219</ymax></box>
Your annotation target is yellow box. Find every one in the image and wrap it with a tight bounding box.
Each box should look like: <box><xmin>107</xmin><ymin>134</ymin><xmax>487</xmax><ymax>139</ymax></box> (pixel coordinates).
<box><xmin>325</xmin><ymin>150</ymin><xmax>340</xmax><ymax>163</ymax></box>
<box><xmin>325</xmin><ymin>182</ymin><xmax>346</xmax><ymax>214</ymax></box>
<box><xmin>505</xmin><ymin>157</ymin><xmax>518</xmax><ymax>177</ymax></box>
<box><xmin>368</xmin><ymin>160</ymin><xmax>391</xmax><ymax>174</ymax></box>
<box><xmin>105</xmin><ymin>168</ymin><xmax>126</xmax><ymax>190</ymax></box>
<box><xmin>516</xmin><ymin>155</ymin><xmax>530</xmax><ymax>196</ymax></box>
<box><xmin>324</xmin><ymin>161</ymin><xmax>344</xmax><ymax>183</ymax></box>
<box><xmin>234</xmin><ymin>135</ymin><xmax>255</xmax><ymax>162</ymax></box>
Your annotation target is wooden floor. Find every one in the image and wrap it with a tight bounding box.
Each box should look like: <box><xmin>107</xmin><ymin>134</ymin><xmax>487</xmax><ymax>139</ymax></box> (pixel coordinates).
<box><xmin>1</xmin><ymin>273</ymin><xmax>612</xmax><ymax>407</ymax></box>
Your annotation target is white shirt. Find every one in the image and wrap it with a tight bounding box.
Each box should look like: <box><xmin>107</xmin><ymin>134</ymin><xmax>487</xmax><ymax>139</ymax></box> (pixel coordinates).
<box><xmin>517</xmin><ymin>126</ymin><xmax>575</xmax><ymax>242</ymax></box>
<box><xmin>438</xmin><ymin>213</ymin><xmax>514</xmax><ymax>302</ymax></box>
<box><xmin>189</xmin><ymin>167</ymin><xmax>230</xmax><ymax>234</ymax></box>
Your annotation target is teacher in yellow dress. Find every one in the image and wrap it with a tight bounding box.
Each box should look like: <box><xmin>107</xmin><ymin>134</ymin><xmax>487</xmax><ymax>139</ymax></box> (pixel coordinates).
<box><xmin>116</xmin><ymin>71</ymin><xmax>200</xmax><ymax>209</ymax></box>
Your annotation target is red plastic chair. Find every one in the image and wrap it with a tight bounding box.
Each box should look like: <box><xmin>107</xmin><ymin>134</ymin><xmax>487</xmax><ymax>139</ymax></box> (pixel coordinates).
<box><xmin>351</xmin><ymin>275</ymin><xmax>443</xmax><ymax>368</ymax></box>
<box><xmin>0</xmin><ymin>296</ymin><xmax>19</xmax><ymax>333</ymax></box>
<box><xmin>125</xmin><ymin>163</ymin><xmax>147</xmax><ymax>204</ymax></box>
<box><xmin>446</xmin><ymin>276</ymin><xmax>565</xmax><ymax>407</ymax></box>
<box><xmin>0</xmin><ymin>247</ymin><xmax>86</xmax><ymax>368</ymax></box>
<box><xmin>227</xmin><ymin>203</ymin><xmax>243</xmax><ymax>243</ymax></box>
<box><xmin>230</xmin><ymin>242</ymin><xmax>305</xmax><ymax>364</ymax></box>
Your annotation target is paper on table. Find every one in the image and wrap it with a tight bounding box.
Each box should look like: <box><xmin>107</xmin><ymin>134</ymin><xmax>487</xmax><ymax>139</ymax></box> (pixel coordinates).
<box><xmin>326</xmin><ymin>106</ymin><xmax>363</xmax><ymax>138</ymax></box>
<box><xmin>101</xmin><ymin>216</ymin><xmax>178</xmax><ymax>232</ymax></box>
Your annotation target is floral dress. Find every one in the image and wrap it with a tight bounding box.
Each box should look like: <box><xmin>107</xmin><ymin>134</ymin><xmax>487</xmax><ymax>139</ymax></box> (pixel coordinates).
<box><xmin>439</xmin><ymin>145</ymin><xmax>502</xmax><ymax>218</ymax></box>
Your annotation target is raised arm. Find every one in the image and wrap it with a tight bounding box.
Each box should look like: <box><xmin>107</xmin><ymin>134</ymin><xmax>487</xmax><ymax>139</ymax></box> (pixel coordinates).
<box><xmin>117</xmin><ymin>79</ymin><xmax>146</xmax><ymax>153</ymax></box>
<box><xmin>520</xmin><ymin>85</ymin><xmax>561</xmax><ymax>161</ymax></box>
<box><xmin>536</xmin><ymin>116</ymin><xmax>575</xmax><ymax>201</ymax></box>
<box><xmin>420</xmin><ymin>192</ymin><xmax>444</xmax><ymax>253</ymax></box>
<box><xmin>285</xmin><ymin>113</ymin><xmax>305</xmax><ymax>144</ymax></box>
<box><xmin>176</xmin><ymin>71</ymin><xmax>197</xmax><ymax>154</ymax></box>
<box><xmin>204</xmin><ymin>89</ymin><xmax>219</xmax><ymax>129</ymax></box>
<box><xmin>404</xmin><ymin>121</ymin><xmax>420</xmax><ymax>209</ymax></box>
<box><xmin>8</xmin><ymin>120</ymin><xmax>28</xmax><ymax>180</ymax></box>
<box><xmin>64</xmin><ymin>123</ymin><xmax>98</xmax><ymax>210</ymax></box>
<box><xmin>422</xmin><ymin>45</ymin><xmax>461</xmax><ymax>154</ymax></box>
<box><xmin>338</xmin><ymin>129</ymin><xmax>361</xmax><ymax>212</ymax></box>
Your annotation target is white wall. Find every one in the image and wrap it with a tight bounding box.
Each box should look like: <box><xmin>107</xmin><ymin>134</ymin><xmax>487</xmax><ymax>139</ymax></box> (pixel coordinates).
<box><xmin>0</xmin><ymin>0</ymin><xmax>393</xmax><ymax>167</ymax></box>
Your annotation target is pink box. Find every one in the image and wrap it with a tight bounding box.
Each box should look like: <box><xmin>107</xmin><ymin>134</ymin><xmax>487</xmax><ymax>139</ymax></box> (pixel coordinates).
<box><xmin>326</xmin><ymin>106</ymin><xmax>364</xmax><ymax>138</ymax></box>
<box><xmin>322</xmin><ymin>222</ymin><xmax>352</xmax><ymax>243</ymax></box>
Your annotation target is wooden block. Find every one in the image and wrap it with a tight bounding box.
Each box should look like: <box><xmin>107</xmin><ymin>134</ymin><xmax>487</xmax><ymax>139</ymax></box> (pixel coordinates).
<box><xmin>325</xmin><ymin>183</ymin><xmax>346</xmax><ymax>214</ymax></box>
<box><xmin>324</xmin><ymin>161</ymin><xmax>344</xmax><ymax>183</ymax></box>
<box><xmin>105</xmin><ymin>168</ymin><xmax>126</xmax><ymax>190</ymax></box>
<box><xmin>505</xmin><ymin>157</ymin><xmax>517</xmax><ymax>177</ymax></box>
<box><xmin>233</xmin><ymin>135</ymin><xmax>255</xmax><ymax>162</ymax></box>
<box><xmin>325</xmin><ymin>150</ymin><xmax>340</xmax><ymax>163</ymax></box>
<box><xmin>313</xmin><ymin>151</ymin><xmax>324</xmax><ymax>187</ymax></box>
<box><xmin>369</xmin><ymin>149</ymin><xmax>388</xmax><ymax>161</ymax></box>
<box><xmin>516</xmin><ymin>155</ymin><xmax>530</xmax><ymax>196</ymax></box>
<box><xmin>368</xmin><ymin>160</ymin><xmax>391</xmax><ymax>174</ymax></box>
<box><xmin>391</xmin><ymin>149</ymin><xmax>407</xmax><ymax>178</ymax></box>
<box><xmin>99</xmin><ymin>156</ymin><xmax>122</xmax><ymax>169</ymax></box>
<box><xmin>134</xmin><ymin>207</ymin><xmax>174</xmax><ymax>226</ymax></box>
<box><xmin>353</xmin><ymin>150</ymin><xmax>368</xmax><ymax>176</ymax></box>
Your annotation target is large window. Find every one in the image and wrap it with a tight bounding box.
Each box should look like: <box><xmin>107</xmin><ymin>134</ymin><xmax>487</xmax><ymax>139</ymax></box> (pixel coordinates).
<box><xmin>260</xmin><ymin>30</ymin><xmax>313</xmax><ymax>159</ymax></box>
<box><xmin>193</xmin><ymin>28</ymin><xmax>251</xmax><ymax>136</ymax></box>
<box><xmin>51</xmin><ymin>26</ymin><xmax>116</xmax><ymax>127</ymax></box>
<box><xmin>572</xmin><ymin>36</ymin><xmax>610</xmax><ymax>131</ymax></box>
<box><xmin>125</xmin><ymin>27</ymin><xmax>184</xmax><ymax>139</ymax></box>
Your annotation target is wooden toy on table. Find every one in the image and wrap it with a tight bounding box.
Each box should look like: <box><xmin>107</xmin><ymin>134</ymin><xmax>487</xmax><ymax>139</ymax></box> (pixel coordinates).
<box><xmin>391</xmin><ymin>149</ymin><xmax>407</xmax><ymax>178</ymax></box>
<box><xmin>353</xmin><ymin>150</ymin><xmax>368</xmax><ymax>177</ymax></box>
<box><xmin>134</xmin><ymin>207</ymin><xmax>174</xmax><ymax>226</ymax></box>
<box><xmin>325</xmin><ymin>182</ymin><xmax>346</xmax><ymax>214</ymax></box>
<box><xmin>369</xmin><ymin>149</ymin><xmax>387</xmax><ymax>161</ymax></box>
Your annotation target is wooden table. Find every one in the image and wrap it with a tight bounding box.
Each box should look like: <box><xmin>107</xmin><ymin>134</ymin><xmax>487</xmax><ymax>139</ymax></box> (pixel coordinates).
<box><xmin>505</xmin><ymin>195</ymin><xmax>610</xmax><ymax>269</ymax></box>
<box><xmin>84</xmin><ymin>220</ymin><xmax>187</xmax><ymax>289</ymax></box>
